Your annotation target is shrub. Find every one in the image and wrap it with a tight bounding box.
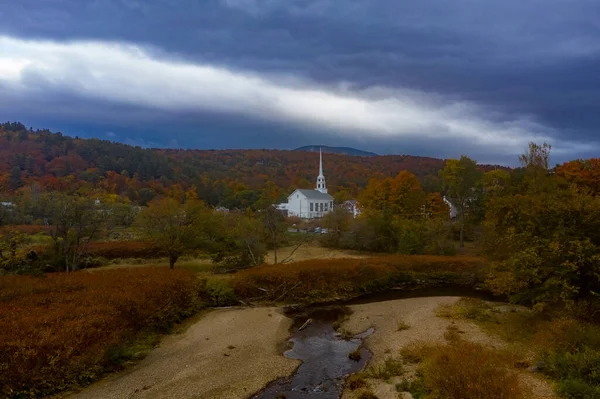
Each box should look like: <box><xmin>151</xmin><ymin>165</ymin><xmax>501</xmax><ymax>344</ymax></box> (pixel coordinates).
<box><xmin>78</xmin><ymin>256</ymin><xmax>108</xmax><ymax>269</ymax></box>
<box><xmin>346</xmin><ymin>374</ymin><xmax>367</xmax><ymax>390</ymax></box>
<box><xmin>366</xmin><ymin>357</ymin><xmax>404</xmax><ymax>380</ymax></box>
<box><xmin>435</xmin><ymin>297</ymin><xmax>492</xmax><ymax>322</ymax></box>
<box><xmin>0</xmin><ymin>268</ymin><xmax>199</xmax><ymax>397</ymax></box>
<box><xmin>420</xmin><ymin>341</ymin><xmax>524</xmax><ymax>399</ymax></box>
<box><xmin>0</xmin><ymin>225</ymin><xmax>50</xmax><ymax>235</ymax></box>
<box><xmin>400</xmin><ymin>342</ymin><xmax>433</xmax><ymax>364</ymax></box>
<box><xmin>233</xmin><ymin>255</ymin><xmax>485</xmax><ymax>303</ymax></box>
<box><xmin>397</xmin><ymin>320</ymin><xmax>410</xmax><ymax>331</ymax></box>
<box><xmin>203</xmin><ymin>278</ymin><xmax>237</xmax><ymax>307</ymax></box>
<box><xmin>558</xmin><ymin>379</ymin><xmax>600</xmax><ymax>399</ymax></box>
<box><xmin>396</xmin><ymin>376</ymin><xmax>429</xmax><ymax>399</ymax></box>
<box><xmin>532</xmin><ymin>317</ymin><xmax>600</xmax><ymax>392</ymax></box>
<box><xmin>535</xmin><ymin>317</ymin><xmax>600</xmax><ymax>353</ymax></box>
<box><xmin>356</xmin><ymin>391</ymin><xmax>379</xmax><ymax>399</ymax></box>
<box><xmin>543</xmin><ymin>347</ymin><xmax>600</xmax><ymax>387</ymax></box>
<box><xmin>395</xmin><ymin>219</ymin><xmax>426</xmax><ymax>255</ymax></box>
<box><xmin>443</xmin><ymin>324</ymin><xmax>463</xmax><ymax>342</ymax></box>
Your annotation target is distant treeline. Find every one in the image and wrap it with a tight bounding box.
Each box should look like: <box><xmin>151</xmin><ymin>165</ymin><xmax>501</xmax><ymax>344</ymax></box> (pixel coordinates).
<box><xmin>0</xmin><ymin>122</ymin><xmax>504</xmax><ymax>209</ymax></box>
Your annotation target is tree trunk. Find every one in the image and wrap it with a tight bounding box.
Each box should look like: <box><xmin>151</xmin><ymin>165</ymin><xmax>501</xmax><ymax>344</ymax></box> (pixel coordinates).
<box><xmin>169</xmin><ymin>254</ymin><xmax>177</xmax><ymax>269</ymax></box>
<box><xmin>459</xmin><ymin>211</ymin><xmax>465</xmax><ymax>248</ymax></box>
<box><xmin>272</xmin><ymin>233</ymin><xmax>277</xmax><ymax>265</ymax></box>
<box><xmin>63</xmin><ymin>237</ymin><xmax>71</xmax><ymax>273</ymax></box>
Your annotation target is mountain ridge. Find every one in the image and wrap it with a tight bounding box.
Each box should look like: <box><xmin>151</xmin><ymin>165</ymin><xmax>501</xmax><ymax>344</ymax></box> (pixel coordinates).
<box><xmin>294</xmin><ymin>145</ymin><xmax>378</xmax><ymax>157</ymax></box>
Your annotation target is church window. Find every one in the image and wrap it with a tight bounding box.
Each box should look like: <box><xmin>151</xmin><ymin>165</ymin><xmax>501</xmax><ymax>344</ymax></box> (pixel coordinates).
<box><xmin>330</xmin><ymin>201</ymin><xmax>333</xmax><ymax>208</ymax></box>
<box><xmin>325</xmin><ymin>203</ymin><xmax>328</xmax><ymax>211</ymax></box>
<box><xmin>310</xmin><ymin>202</ymin><xmax>314</xmax><ymax>211</ymax></box>
<box><xmin>320</xmin><ymin>203</ymin><xmax>324</xmax><ymax>212</ymax></box>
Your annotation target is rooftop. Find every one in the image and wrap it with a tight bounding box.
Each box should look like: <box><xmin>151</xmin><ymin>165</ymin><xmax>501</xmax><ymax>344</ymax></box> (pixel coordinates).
<box><xmin>291</xmin><ymin>189</ymin><xmax>334</xmax><ymax>200</ymax></box>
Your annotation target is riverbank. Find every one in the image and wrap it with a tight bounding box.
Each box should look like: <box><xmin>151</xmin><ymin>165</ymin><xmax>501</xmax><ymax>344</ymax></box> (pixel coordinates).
<box><xmin>339</xmin><ymin>296</ymin><xmax>557</xmax><ymax>399</ymax></box>
<box><xmin>66</xmin><ymin>307</ymin><xmax>298</xmax><ymax>399</ymax></box>
<box><xmin>62</xmin><ymin>295</ymin><xmax>560</xmax><ymax>399</ymax></box>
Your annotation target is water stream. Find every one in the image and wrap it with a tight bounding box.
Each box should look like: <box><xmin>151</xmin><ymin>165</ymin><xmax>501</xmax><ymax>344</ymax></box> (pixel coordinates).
<box><xmin>252</xmin><ymin>285</ymin><xmax>500</xmax><ymax>399</ymax></box>
<box><xmin>252</xmin><ymin>306</ymin><xmax>373</xmax><ymax>399</ymax></box>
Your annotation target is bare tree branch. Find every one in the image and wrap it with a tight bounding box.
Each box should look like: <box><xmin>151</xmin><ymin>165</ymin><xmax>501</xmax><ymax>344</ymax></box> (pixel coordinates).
<box><xmin>280</xmin><ymin>232</ymin><xmax>314</xmax><ymax>264</ymax></box>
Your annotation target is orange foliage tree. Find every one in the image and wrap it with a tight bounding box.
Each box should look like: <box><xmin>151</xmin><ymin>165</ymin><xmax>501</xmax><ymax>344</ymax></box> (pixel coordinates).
<box><xmin>359</xmin><ymin>171</ymin><xmax>427</xmax><ymax>218</ymax></box>
<box><xmin>556</xmin><ymin>158</ymin><xmax>600</xmax><ymax>195</ymax></box>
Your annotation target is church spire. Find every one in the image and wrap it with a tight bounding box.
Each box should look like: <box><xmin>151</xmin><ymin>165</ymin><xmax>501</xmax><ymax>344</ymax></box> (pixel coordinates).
<box><xmin>319</xmin><ymin>147</ymin><xmax>324</xmax><ymax>177</ymax></box>
<box><xmin>316</xmin><ymin>147</ymin><xmax>328</xmax><ymax>194</ymax></box>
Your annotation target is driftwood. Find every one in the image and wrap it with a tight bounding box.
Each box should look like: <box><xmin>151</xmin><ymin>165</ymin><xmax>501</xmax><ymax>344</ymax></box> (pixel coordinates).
<box><xmin>246</xmin><ymin>280</ymin><xmax>302</xmax><ymax>303</ymax></box>
<box><xmin>273</xmin><ymin>281</ymin><xmax>302</xmax><ymax>302</ymax></box>
<box><xmin>298</xmin><ymin>318</ymin><xmax>313</xmax><ymax>331</ymax></box>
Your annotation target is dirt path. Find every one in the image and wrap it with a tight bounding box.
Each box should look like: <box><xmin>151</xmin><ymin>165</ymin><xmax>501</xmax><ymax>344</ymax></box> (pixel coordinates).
<box><xmin>340</xmin><ymin>296</ymin><xmax>557</xmax><ymax>399</ymax></box>
<box><xmin>69</xmin><ymin>307</ymin><xmax>298</xmax><ymax>399</ymax></box>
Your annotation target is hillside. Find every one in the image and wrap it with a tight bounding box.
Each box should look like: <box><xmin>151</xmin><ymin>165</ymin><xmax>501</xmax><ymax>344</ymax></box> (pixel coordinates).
<box><xmin>0</xmin><ymin>121</ymin><xmax>498</xmax><ymax>206</ymax></box>
<box><xmin>294</xmin><ymin>145</ymin><xmax>378</xmax><ymax>157</ymax></box>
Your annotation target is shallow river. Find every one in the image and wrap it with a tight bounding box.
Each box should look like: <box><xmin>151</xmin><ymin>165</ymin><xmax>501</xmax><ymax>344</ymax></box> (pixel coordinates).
<box><xmin>252</xmin><ymin>306</ymin><xmax>372</xmax><ymax>399</ymax></box>
<box><xmin>252</xmin><ymin>285</ymin><xmax>497</xmax><ymax>398</ymax></box>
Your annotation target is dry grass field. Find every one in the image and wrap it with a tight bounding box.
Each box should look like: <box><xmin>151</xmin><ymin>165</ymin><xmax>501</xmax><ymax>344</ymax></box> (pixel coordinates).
<box><xmin>265</xmin><ymin>244</ymin><xmax>373</xmax><ymax>264</ymax></box>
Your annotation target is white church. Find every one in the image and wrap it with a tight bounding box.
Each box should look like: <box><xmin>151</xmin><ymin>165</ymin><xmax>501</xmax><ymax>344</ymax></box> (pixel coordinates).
<box><xmin>276</xmin><ymin>149</ymin><xmax>334</xmax><ymax>219</ymax></box>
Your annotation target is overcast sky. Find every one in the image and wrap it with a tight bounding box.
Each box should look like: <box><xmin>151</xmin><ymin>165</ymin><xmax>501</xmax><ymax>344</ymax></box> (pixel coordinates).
<box><xmin>1</xmin><ymin>0</ymin><xmax>599</xmax><ymax>164</ymax></box>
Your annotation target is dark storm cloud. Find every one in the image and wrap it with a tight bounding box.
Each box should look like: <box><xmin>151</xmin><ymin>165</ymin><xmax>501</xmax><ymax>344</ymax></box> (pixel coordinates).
<box><xmin>1</xmin><ymin>0</ymin><xmax>599</xmax><ymax>163</ymax></box>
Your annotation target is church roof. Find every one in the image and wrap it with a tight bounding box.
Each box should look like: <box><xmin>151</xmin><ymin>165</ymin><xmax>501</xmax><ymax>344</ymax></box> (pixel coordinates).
<box><xmin>291</xmin><ymin>189</ymin><xmax>334</xmax><ymax>200</ymax></box>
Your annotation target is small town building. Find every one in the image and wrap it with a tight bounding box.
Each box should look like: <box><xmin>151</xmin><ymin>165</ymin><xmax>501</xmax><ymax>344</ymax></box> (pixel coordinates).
<box><xmin>281</xmin><ymin>149</ymin><xmax>334</xmax><ymax>219</ymax></box>
<box><xmin>342</xmin><ymin>199</ymin><xmax>361</xmax><ymax>218</ymax></box>
<box><xmin>443</xmin><ymin>196</ymin><xmax>458</xmax><ymax>219</ymax></box>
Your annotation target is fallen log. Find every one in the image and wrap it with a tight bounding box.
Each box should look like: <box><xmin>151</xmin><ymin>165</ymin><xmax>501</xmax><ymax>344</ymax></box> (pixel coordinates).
<box><xmin>298</xmin><ymin>318</ymin><xmax>313</xmax><ymax>331</ymax></box>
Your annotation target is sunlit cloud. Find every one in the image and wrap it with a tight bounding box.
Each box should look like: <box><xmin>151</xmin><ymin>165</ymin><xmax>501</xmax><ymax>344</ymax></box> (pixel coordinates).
<box><xmin>0</xmin><ymin>35</ymin><xmax>585</xmax><ymax>156</ymax></box>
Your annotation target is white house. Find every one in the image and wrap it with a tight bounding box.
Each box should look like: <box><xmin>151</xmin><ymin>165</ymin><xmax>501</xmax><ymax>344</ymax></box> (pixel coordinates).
<box><xmin>281</xmin><ymin>149</ymin><xmax>334</xmax><ymax>219</ymax></box>
<box><xmin>342</xmin><ymin>200</ymin><xmax>361</xmax><ymax>218</ymax></box>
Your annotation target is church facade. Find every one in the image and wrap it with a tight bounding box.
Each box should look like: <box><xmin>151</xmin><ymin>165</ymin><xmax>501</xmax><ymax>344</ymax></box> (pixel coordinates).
<box><xmin>278</xmin><ymin>149</ymin><xmax>334</xmax><ymax>219</ymax></box>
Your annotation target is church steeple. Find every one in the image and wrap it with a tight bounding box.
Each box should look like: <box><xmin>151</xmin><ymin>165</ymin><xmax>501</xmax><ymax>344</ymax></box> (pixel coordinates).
<box><xmin>316</xmin><ymin>148</ymin><xmax>327</xmax><ymax>194</ymax></box>
<box><xmin>319</xmin><ymin>147</ymin><xmax>324</xmax><ymax>177</ymax></box>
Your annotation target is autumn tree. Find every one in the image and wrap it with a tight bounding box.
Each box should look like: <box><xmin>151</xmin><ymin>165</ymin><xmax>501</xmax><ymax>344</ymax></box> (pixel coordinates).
<box><xmin>355</xmin><ymin>171</ymin><xmax>453</xmax><ymax>253</ymax></box>
<box><xmin>359</xmin><ymin>171</ymin><xmax>427</xmax><ymax>217</ymax></box>
<box><xmin>136</xmin><ymin>198</ymin><xmax>209</xmax><ymax>269</ymax></box>
<box><xmin>440</xmin><ymin>156</ymin><xmax>483</xmax><ymax>247</ymax></box>
<box><xmin>8</xmin><ymin>167</ymin><xmax>23</xmax><ymax>190</ymax></box>
<box><xmin>321</xmin><ymin>206</ymin><xmax>353</xmax><ymax>247</ymax></box>
<box><xmin>211</xmin><ymin>212</ymin><xmax>266</xmax><ymax>270</ymax></box>
<box><xmin>0</xmin><ymin>229</ymin><xmax>28</xmax><ymax>270</ymax></box>
<box><xmin>485</xmin><ymin>143</ymin><xmax>600</xmax><ymax>305</ymax></box>
<box><xmin>482</xmin><ymin>169</ymin><xmax>512</xmax><ymax>196</ymax></box>
<box><xmin>424</xmin><ymin>192</ymin><xmax>449</xmax><ymax>219</ymax></box>
<box><xmin>260</xmin><ymin>206</ymin><xmax>287</xmax><ymax>264</ymax></box>
<box><xmin>333</xmin><ymin>188</ymin><xmax>353</xmax><ymax>204</ymax></box>
<box><xmin>44</xmin><ymin>193</ymin><xmax>108</xmax><ymax>272</ymax></box>
<box><xmin>359</xmin><ymin>177</ymin><xmax>393</xmax><ymax>214</ymax></box>
<box><xmin>519</xmin><ymin>142</ymin><xmax>552</xmax><ymax>193</ymax></box>
<box><xmin>251</xmin><ymin>180</ymin><xmax>285</xmax><ymax>212</ymax></box>
<box><xmin>0</xmin><ymin>202</ymin><xmax>16</xmax><ymax>226</ymax></box>
<box><xmin>485</xmin><ymin>187</ymin><xmax>600</xmax><ymax>304</ymax></box>
<box><xmin>556</xmin><ymin>158</ymin><xmax>600</xmax><ymax>195</ymax></box>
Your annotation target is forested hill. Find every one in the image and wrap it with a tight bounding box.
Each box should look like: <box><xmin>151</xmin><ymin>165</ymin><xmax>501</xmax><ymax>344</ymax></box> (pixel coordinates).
<box><xmin>0</xmin><ymin>121</ymin><xmax>494</xmax><ymax>206</ymax></box>
<box><xmin>294</xmin><ymin>145</ymin><xmax>378</xmax><ymax>157</ymax></box>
